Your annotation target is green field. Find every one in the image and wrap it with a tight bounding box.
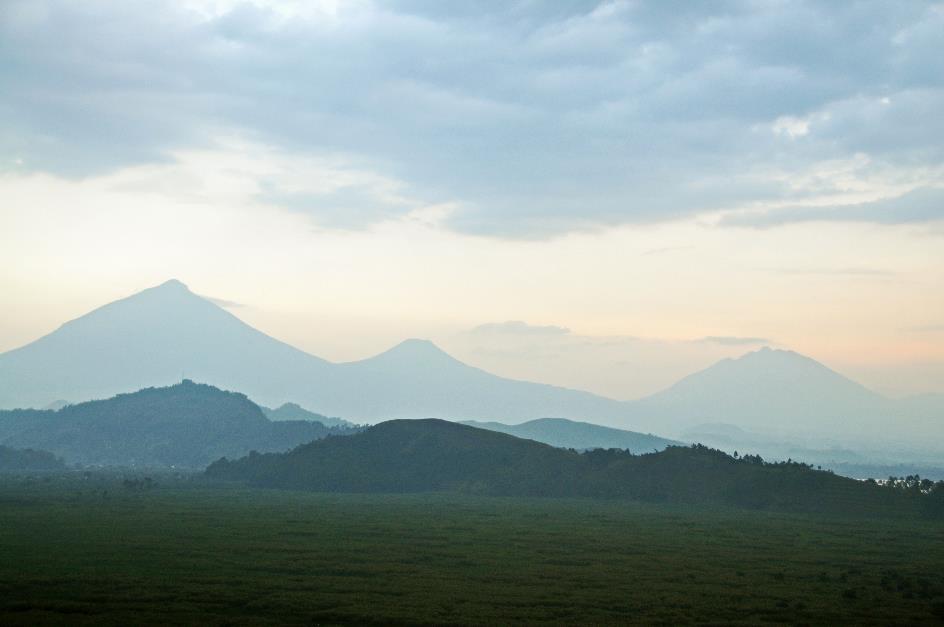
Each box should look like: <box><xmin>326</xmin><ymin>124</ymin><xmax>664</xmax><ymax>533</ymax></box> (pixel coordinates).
<box><xmin>1</xmin><ymin>474</ymin><xmax>943</xmax><ymax>625</ymax></box>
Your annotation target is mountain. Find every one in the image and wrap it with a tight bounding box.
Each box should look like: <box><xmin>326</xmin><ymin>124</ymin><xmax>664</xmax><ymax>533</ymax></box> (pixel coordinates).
<box><xmin>1</xmin><ymin>280</ymin><xmax>939</xmax><ymax>450</ymax></box>
<box><xmin>330</xmin><ymin>338</ymin><xmax>627</xmax><ymax>424</ymax></box>
<box><xmin>0</xmin><ymin>280</ymin><xmax>332</xmax><ymax>411</ymax></box>
<box><xmin>894</xmin><ymin>393</ymin><xmax>944</xmax><ymax>436</ymax></box>
<box><xmin>206</xmin><ymin>419</ymin><xmax>943</xmax><ymax>518</ymax></box>
<box><xmin>0</xmin><ymin>380</ymin><xmax>353</xmax><ymax>468</ymax></box>
<box><xmin>627</xmin><ymin>347</ymin><xmax>898</xmax><ymax>441</ymax></box>
<box><xmin>0</xmin><ymin>280</ymin><xmax>630</xmax><ymax>424</ymax></box>
<box><xmin>209</xmin><ymin>419</ymin><xmax>582</xmax><ymax>495</ymax></box>
<box><xmin>461</xmin><ymin>418</ymin><xmax>681</xmax><ymax>452</ymax></box>
<box><xmin>0</xmin><ymin>445</ymin><xmax>67</xmax><ymax>473</ymax></box>
<box><xmin>261</xmin><ymin>403</ymin><xmax>356</xmax><ymax>429</ymax></box>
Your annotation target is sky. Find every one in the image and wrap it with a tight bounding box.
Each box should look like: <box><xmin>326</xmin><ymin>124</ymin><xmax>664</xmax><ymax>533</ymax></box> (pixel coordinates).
<box><xmin>1</xmin><ymin>0</ymin><xmax>943</xmax><ymax>399</ymax></box>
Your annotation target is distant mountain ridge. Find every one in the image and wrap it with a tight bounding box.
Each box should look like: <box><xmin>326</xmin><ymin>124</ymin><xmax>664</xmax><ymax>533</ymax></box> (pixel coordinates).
<box><xmin>625</xmin><ymin>347</ymin><xmax>906</xmax><ymax>441</ymax></box>
<box><xmin>261</xmin><ymin>403</ymin><xmax>356</xmax><ymax>429</ymax></box>
<box><xmin>0</xmin><ymin>280</ymin><xmax>939</xmax><ymax>449</ymax></box>
<box><xmin>461</xmin><ymin>418</ymin><xmax>681</xmax><ymax>452</ymax></box>
<box><xmin>0</xmin><ymin>280</ymin><xmax>630</xmax><ymax>424</ymax></box>
<box><xmin>0</xmin><ymin>380</ymin><xmax>355</xmax><ymax>468</ymax></box>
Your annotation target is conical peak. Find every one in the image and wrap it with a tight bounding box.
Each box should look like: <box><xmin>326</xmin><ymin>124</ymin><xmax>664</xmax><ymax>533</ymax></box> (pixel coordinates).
<box><xmin>737</xmin><ymin>346</ymin><xmax>810</xmax><ymax>365</ymax></box>
<box><xmin>129</xmin><ymin>279</ymin><xmax>205</xmax><ymax>305</ymax></box>
<box><xmin>387</xmin><ymin>339</ymin><xmax>457</xmax><ymax>359</ymax></box>
<box><xmin>154</xmin><ymin>279</ymin><xmax>191</xmax><ymax>292</ymax></box>
<box><xmin>364</xmin><ymin>338</ymin><xmax>462</xmax><ymax>368</ymax></box>
<box><xmin>394</xmin><ymin>338</ymin><xmax>440</xmax><ymax>352</ymax></box>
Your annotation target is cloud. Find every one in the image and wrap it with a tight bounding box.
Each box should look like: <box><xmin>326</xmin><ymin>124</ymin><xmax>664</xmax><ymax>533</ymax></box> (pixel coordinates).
<box><xmin>722</xmin><ymin>187</ymin><xmax>944</xmax><ymax>228</ymax></box>
<box><xmin>447</xmin><ymin>320</ymin><xmax>781</xmax><ymax>399</ymax></box>
<box><xmin>701</xmin><ymin>336</ymin><xmax>771</xmax><ymax>346</ymax></box>
<box><xmin>203</xmin><ymin>295</ymin><xmax>245</xmax><ymax>308</ymax></box>
<box><xmin>2</xmin><ymin>0</ymin><xmax>942</xmax><ymax>236</ymax></box>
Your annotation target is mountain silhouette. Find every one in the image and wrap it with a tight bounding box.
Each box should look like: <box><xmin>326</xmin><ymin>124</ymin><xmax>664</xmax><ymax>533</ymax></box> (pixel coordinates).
<box><xmin>628</xmin><ymin>347</ymin><xmax>897</xmax><ymax>440</ymax></box>
<box><xmin>206</xmin><ymin>419</ymin><xmax>941</xmax><ymax>518</ymax></box>
<box><xmin>461</xmin><ymin>417</ymin><xmax>681</xmax><ymax>452</ymax></box>
<box><xmin>261</xmin><ymin>402</ymin><xmax>355</xmax><ymax>429</ymax></box>
<box><xmin>0</xmin><ymin>281</ymin><xmax>629</xmax><ymax>424</ymax></box>
<box><xmin>209</xmin><ymin>419</ymin><xmax>582</xmax><ymax>495</ymax></box>
<box><xmin>0</xmin><ymin>380</ymin><xmax>353</xmax><ymax>468</ymax></box>
<box><xmin>0</xmin><ymin>281</ymin><xmax>938</xmax><ymax>449</ymax></box>
<box><xmin>0</xmin><ymin>280</ymin><xmax>330</xmax><ymax>410</ymax></box>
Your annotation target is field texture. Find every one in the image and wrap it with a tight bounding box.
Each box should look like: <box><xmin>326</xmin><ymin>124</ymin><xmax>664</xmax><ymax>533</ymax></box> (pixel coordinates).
<box><xmin>1</xmin><ymin>475</ymin><xmax>942</xmax><ymax>625</ymax></box>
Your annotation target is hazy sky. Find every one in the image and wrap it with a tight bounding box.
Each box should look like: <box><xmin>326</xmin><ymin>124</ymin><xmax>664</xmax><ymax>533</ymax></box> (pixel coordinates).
<box><xmin>2</xmin><ymin>0</ymin><xmax>943</xmax><ymax>399</ymax></box>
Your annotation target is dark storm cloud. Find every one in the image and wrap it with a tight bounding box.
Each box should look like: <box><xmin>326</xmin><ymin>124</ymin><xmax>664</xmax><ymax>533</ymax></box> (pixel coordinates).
<box><xmin>1</xmin><ymin>0</ymin><xmax>942</xmax><ymax>236</ymax></box>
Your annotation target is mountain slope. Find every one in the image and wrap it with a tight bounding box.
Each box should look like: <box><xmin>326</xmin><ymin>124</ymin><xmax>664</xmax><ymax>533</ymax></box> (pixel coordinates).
<box><xmin>0</xmin><ymin>281</ymin><xmax>631</xmax><ymax>425</ymax></box>
<box><xmin>206</xmin><ymin>419</ymin><xmax>941</xmax><ymax>518</ymax></box>
<box><xmin>329</xmin><ymin>339</ymin><xmax>628</xmax><ymax>423</ymax></box>
<box><xmin>261</xmin><ymin>403</ymin><xmax>355</xmax><ymax>428</ymax></box>
<box><xmin>461</xmin><ymin>418</ymin><xmax>681</xmax><ymax>452</ymax></box>
<box><xmin>1</xmin><ymin>281</ymin><xmax>938</xmax><ymax>446</ymax></box>
<box><xmin>208</xmin><ymin>419</ymin><xmax>583</xmax><ymax>495</ymax></box>
<box><xmin>0</xmin><ymin>280</ymin><xmax>331</xmax><ymax>410</ymax></box>
<box><xmin>0</xmin><ymin>445</ymin><xmax>67</xmax><ymax>472</ymax></box>
<box><xmin>627</xmin><ymin>347</ymin><xmax>895</xmax><ymax>439</ymax></box>
<box><xmin>0</xmin><ymin>380</ymin><xmax>349</xmax><ymax>468</ymax></box>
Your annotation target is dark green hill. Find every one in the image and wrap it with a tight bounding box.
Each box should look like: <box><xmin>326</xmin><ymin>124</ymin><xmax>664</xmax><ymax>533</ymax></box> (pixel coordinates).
<box><xmin>0</xmin><ymin>381</ymin><xmax>356</xmax><ymax>468</ymax></box>
<box><xmin>208</xmin><ymin>419</ymin><xmax>583</xmax><ymax>496</ymax></box>
<box><xmin>207</xmin><ymin>419</ymin><xmax>944</xmax><ymax>518</ymax></box>
<box><xmin>462</xmin><ymin>417</ymin><xmax>680</xmax><ymax>452</ymax></box>
<box><xmin>0</xmin><ymin>445</ymin><xmax>66</xmax><ymax>472</ymax></box>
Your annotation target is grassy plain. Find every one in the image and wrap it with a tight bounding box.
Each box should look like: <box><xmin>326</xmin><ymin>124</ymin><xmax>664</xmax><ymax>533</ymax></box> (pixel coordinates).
<box><xmin>0</xmin><ymin>474</ymin><xmax>942</xmax><ymax>625</ymax></box>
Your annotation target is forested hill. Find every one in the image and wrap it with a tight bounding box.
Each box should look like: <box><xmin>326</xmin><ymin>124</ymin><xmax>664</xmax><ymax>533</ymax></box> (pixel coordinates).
<box><xmin>261</xmin><ymin>402</ymin><xmax>356</xmax><ymax>428</ymax></box>
<box><xmin>207</xmin><ymin>419</ymin><xmax>944</xmax><ymax>519</ymax></box>
<box><xmin>0</xmin><ymin>445</ymin><xmax>66</xmax><ymax>472</ymax></box>
<box><xmin>0</xmin><ymin>381</ymin><xmax>357</xmax><ymax>468</ymax></box>
<box><xmin>209</xmin><ymin>419</ymin><xmax>582</xmax><ymax>495</ymax></box>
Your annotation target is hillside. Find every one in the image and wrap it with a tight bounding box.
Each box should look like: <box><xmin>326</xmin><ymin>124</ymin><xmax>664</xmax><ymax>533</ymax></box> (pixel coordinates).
<box><xmin>261</xmin><ymin>403</ymin><xmax>356</xmax><ymax>429</ymax></box>
<box><xmin>461</xmin><ymin>418</ymin><xmax>680</xmax><ymax>452</ymax></box>
<box><xmin>206</xmin><ymin>420</ymin><xmax>942</xmax><ymax>518</ymax></box>
<box><xmin>0</xmin><ymin>445</ymin><xmax>66</xmax><ymax>472</ymax></box>
<box><xmin>0</xmin><ymin>280</ymin><xmax>332</xmax><ymax>411</ymax></box>
<box><xmin>0</xmin><ymin>381</ymin><xmax>354</xmax><ymax>468</ymax></box>
<box><xmin>208</xmin><ymin>419</ymin><xmax>582</xmax><ymax>495</ymax></box>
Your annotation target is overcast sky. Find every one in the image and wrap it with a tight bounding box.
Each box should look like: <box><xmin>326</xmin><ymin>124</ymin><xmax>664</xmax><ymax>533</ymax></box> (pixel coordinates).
<box><xmin>2</xmin><ymin>0</ymin><xmax>943</xmax><ymax>398</ymax></box>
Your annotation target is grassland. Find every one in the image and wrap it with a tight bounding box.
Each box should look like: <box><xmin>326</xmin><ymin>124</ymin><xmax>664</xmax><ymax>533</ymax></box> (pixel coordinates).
<box><xmin>1</xmin><ymin>473</ymin><xmax>942</xmax><ymax>625</ymax></box>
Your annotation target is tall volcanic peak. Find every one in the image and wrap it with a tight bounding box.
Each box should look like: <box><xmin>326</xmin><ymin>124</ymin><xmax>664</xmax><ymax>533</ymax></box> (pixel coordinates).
<box><xmin>3</xmin><ymin>280</ymin><xmax>929</xmax><ymax>445</ymax></box>
<box><xmin>631</xmin><ymin>345</ymin><xmax>889</xmax><ymax>437</ymax></box>
<box><xmin>0</xmin><ymin>280</ymin><xmax>630</xmax><ymax>424</ymax></box>
<box><xmin>0</xmin><ymin>279</ymin><xmax>330</xmax><ymax>410</ymax></box>
<box><xmin>352</xmin><ymin>338</ymin><xmax>465</xmax><ymax>368</ymax></box>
